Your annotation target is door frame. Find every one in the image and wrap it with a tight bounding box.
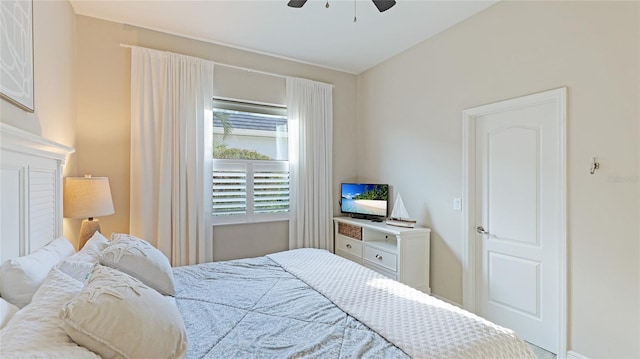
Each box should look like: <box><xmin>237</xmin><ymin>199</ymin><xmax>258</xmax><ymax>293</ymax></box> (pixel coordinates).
<box><xmin>461</xmin><ymin>87</ymin><xmax>567</xmax><ymax>358</ymax></box>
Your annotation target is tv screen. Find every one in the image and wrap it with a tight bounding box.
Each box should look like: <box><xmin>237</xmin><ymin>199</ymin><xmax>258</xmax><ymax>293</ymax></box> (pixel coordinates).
<box><xmin>341</xmin><ymin>183</ymin><xmax>389</xmax><ymax>219</ymax></box>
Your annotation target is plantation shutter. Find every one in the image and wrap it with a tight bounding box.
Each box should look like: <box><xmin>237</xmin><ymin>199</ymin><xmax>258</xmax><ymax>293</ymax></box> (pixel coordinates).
<box><xmin>212</xmin><ymin>162</ymin><xmax>247</xmax><ymax>216</ymax></box>
<box><xmin>212</xmin><ymin>159</ymin><xmax>289</xmax><ymax>224</ymax></box>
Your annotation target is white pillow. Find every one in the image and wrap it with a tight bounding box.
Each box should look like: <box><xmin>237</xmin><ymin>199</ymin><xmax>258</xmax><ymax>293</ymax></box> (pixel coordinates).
<box><xmin>66</xmin><ymin>231</ymin><xmax>109</xmax><ymax>264</ymax></box>
<box><xmin>56</xmin><ymin>232</ymin><xmax>108</xmax><ymax>284</ymax></box>
<box><xmin>60</xmin><ymin>265</ymin><xmax>187</xmax><ymax>359</ymax></box>
<box><xmin>99</xmin><ymin>233</ymin><xmax>176</xmax><ymax>296</ymax></box>
<box><xmin>0</xmin><ymin>237</ymin><xmax>76</xmax><ymax>307</ymax></box>
<box><xmin>0</xmin><ymin>298</ymin><xmax>19</xmax><ymax>329</ymax></box>
<box><xmin>56</xmin><ymin>261</ymin><xmax>95</xmax><ymax>285</ymax></box>
<box><xmin>0</xmin><ymin>268</ymin><xmax>100</xmax><ymax>358</ymax></box>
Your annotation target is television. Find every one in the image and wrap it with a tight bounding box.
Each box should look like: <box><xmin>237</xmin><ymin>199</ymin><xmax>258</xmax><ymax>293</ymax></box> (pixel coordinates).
<box><xmin>340</xmin><ymin>183</ymin><xmax>389</xmax><ymax>221</ymax></box>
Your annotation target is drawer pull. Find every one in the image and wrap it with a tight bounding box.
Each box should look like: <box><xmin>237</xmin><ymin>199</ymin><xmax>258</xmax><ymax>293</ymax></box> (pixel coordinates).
<box><xmin>375</xmin><ymin>254</ymin><xmax>383</xmax><ymax>260</ymax></box>
<box><xmin>346</xmin><ymin>244</ymin><xmax>352</xmax><ymax>249</ymax></box>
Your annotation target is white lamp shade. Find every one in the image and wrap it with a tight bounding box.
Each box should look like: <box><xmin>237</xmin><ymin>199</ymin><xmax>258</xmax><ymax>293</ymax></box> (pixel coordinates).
<box><xmin>63</xmin><ymin>177</ymin><xmax>115</xmax><ymax>219</ymax></box>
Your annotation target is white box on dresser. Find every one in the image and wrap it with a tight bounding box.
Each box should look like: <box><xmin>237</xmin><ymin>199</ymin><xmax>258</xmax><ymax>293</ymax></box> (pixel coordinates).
<box><xmin>333</xmin><ymin>216</ymin><xmax>431</xmax><ymax>293</ymax></box>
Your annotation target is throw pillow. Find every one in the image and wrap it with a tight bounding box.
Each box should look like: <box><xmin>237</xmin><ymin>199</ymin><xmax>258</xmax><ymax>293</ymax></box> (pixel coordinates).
<box><xmin>60</xmin><ymin>265</ymin><xmax>187</xmax><ymax>359</ymax></box>
<box><xmin>99</xmin><ymin>233</ymin><xmax>176</xmax><ymax>296</ymax></box>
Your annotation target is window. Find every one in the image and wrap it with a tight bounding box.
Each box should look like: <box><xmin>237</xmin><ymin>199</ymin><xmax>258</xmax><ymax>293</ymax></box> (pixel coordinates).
<box><xmin>212</xmin><ymin>99</ymin><xmax>289</xmax><ymax>225</ymax></box>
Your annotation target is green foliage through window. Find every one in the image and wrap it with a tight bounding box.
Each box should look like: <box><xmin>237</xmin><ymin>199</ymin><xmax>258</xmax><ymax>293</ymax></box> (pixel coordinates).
<box><xmin>213</xmin><ymin>144</ymin><xmax>272</xmax><ymax>160</ymax></box>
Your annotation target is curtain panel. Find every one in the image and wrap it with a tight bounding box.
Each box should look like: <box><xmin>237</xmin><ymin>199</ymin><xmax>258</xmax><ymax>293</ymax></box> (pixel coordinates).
<box><xmin>286</xmin><ymin>77</ymin><xmax>333</xmax><ymax>251</ymax></box>
<box><xmin>130</xmin><ymin>47</ymin><xmax>214</xmax><ymax>266</ymax></box>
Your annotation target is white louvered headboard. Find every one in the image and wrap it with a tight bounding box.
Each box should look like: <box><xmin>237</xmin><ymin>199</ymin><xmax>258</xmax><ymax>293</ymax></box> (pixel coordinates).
<box><xmin>0</xmin><ymin>123</ymin><xmax>75</xmax><ymax>263</ymax></box>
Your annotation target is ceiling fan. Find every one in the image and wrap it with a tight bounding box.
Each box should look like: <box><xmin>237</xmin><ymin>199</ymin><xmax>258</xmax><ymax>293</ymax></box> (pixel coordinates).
<box><xmin>287</xmin><ymin>0</ymin><xmax>397</xmax><ymax>13</ymax></box>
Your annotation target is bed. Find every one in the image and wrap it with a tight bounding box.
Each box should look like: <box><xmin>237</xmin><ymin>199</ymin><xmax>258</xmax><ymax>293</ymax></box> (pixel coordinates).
<box><xmin>175</xmin><ymin>249</ymin><xmax>535</xmax><ymax>358</ymax></box>
<box><xmin>0</xmin><ymin>123</ymin><xmax>535</xmax><ymax>358</ymax></box>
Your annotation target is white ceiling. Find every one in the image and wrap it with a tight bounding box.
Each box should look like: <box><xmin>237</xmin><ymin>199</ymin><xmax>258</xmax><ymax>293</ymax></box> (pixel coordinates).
<box><xmin>69</xmin><ymin>0</ymin><xmax>497</xmax><ymax>74</ymax></box>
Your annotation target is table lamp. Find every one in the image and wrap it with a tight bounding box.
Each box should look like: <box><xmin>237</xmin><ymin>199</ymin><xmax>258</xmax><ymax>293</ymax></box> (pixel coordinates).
<box><xmin>63</xmin><ymin>175</ymin><xmax>115</xmax><ymax>249</ymax></box>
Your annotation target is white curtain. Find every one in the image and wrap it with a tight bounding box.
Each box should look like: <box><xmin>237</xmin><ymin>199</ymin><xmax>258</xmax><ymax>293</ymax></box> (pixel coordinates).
<box><xmin>286</xmin><ymin>77</ymin><xmax>333</xmax><ymax>251</ymax></box>
<box><xmin>130</xmin><ymin>47</ymin><xmax>214</xmax><ymax>266</ymax></box>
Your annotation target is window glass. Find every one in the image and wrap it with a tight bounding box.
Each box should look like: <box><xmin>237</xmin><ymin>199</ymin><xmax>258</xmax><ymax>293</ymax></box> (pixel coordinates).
<box><xmin>212</xmin><ymin>99</ymin><xmax>289</xmax><ymax>224</ymax></box>
<box><xmin>213</xmin><ymin>100</ymin><xmax>288</xmax><ymax>161</ymax></box>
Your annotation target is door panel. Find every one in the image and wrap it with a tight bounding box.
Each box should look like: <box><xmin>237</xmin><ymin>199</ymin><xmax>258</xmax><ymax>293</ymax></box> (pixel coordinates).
<box><xmin>488</xmin><ymin>252</ymin><xmax>540</xmax><ymax>317</ymax></box>
<box><xmin>488</xmin><ymin>126</ymin><xmax>539</xmax><ymax>245</ymax></box>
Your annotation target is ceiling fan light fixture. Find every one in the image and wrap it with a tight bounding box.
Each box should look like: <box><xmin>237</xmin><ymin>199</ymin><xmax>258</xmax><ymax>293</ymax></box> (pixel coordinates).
<box><xmin>287</xmin><ymin>0</ymin><xmax>396</xmax><ymax>13</ymax></box>
<box><xmin>287</xmin><ymin>0</ymin><xmax>308</xmax><ymax>8</ymax></box>
<box><xmin>372</xmin><ymin>0</ymin><xmax>396</xmax><ymax>13</ymax></box>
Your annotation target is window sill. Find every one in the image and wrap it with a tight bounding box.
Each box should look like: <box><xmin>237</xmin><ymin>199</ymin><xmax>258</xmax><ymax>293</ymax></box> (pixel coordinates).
<box><xmin>212</xmin><ymin>218</ymin><xmax>290</xmax><ymax>227</ymax></box>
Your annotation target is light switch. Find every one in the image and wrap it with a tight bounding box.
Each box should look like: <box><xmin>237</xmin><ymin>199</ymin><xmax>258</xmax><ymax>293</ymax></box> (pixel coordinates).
<box><xmin>453</xmin><ymin>198</ymin><xmax>462</xmax><ymax>211</ymax></box>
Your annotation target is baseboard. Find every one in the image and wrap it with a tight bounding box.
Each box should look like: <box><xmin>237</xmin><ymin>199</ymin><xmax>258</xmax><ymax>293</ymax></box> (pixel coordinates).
<box><xmin>567</xmin><ymin>351</ymin><xmax>590</xmax><ymax>359</ymax></box>
<box><xmin>431</xmin><ymin>294</ymin><xmax>462</xmax><ymax>308</ymax></box>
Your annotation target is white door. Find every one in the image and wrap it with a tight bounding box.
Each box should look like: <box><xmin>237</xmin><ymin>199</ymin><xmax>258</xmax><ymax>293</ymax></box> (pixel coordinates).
<box><xmin>470</xmin><ymin>89</ymin><xmax>565</xmax><ymax>354</ymax></box>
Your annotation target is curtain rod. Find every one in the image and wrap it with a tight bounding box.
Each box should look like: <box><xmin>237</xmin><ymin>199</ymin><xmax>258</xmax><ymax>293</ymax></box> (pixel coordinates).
<box><xmin>120</xmin><ymin>43</ymin><xmax>334</xmax><ymax>87</ymax></box>
<box><xmin>120</xmin><ymin>43</ymin><xmax>285</xmax><ymax>79</ymax></box>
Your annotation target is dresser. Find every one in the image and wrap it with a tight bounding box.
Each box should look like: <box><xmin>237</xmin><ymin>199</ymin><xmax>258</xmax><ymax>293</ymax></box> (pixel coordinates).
<box><xmin>333</xmin><ymin>216</ymin><xmax>431</xmax><ymax>293</ymax></box>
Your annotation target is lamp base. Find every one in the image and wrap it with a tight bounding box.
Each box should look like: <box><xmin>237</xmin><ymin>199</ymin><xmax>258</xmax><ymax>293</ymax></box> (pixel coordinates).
<box><xmin>78</xmin><ymin>219</ymin><xmax>102</xmax><ymax>250</ymax></box>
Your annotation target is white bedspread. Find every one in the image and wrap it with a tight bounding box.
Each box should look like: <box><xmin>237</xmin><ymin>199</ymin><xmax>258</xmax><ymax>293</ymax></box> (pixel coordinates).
<box><xmin>268</xmin><ymin>248</ymin><xmax>535</xmax><ymax>359</ymax></box>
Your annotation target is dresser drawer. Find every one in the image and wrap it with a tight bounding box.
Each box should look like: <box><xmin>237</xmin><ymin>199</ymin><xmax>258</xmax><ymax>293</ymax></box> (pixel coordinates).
<box><xmin>336</xmin><ymin>235</ymin><xmax>363</xmax><ymax>257</ymax></box>
<box><xmin>363</xmin><ymin>246</ymin><xmax>397</xmax><ymax>271</ymax></box>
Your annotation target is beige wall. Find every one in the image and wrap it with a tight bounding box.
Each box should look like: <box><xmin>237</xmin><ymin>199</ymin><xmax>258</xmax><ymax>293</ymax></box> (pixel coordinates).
<box><xmin>75</xmin><ymin>16</ymin><xmax>358</xmax><ymax>259</ymax></box>
<box><xmin>212</xmin><ymin>221</ymin><xmax>289</xmax><ymax>262</ymax></box>
<box><xmin>357</xmin><ymin>1</ymin><xmax>639</xmax><ymax>358</ymax></box>
<box><xmin>0</xmin><ymin>0</ymin><xmax>79</xmax><ymax>244</ymax></box>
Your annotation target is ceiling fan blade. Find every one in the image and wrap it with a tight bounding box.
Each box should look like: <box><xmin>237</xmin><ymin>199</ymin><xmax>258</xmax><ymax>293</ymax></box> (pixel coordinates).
<box><xmin>287</xmin><ymin>0</ymin><xmax>308</xmax><ymax>8</ymax></box>
<box><xmin>372</xmin><ymin>0</ymin><xmax>396</xmax><ymax>12</ymax></box>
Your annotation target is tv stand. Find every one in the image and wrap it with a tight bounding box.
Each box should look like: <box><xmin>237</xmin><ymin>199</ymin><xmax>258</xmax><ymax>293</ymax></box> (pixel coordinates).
<box><xmin>333</xmin><ymin>216</ymin><xmax>431</xmax><ymax>293</ymax></box>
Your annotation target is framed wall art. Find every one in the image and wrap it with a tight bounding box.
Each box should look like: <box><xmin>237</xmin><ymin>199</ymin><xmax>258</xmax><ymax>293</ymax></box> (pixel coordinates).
<box><xmin>1</xmin><ymin>0</ymin><xmax>34</xmax><ymax>112</ymax></box>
